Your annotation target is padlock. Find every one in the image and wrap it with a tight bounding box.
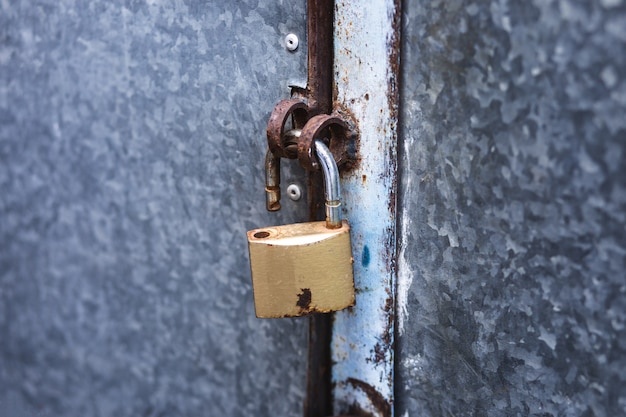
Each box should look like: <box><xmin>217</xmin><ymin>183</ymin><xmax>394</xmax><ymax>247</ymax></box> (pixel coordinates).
<box><xmin>247</xmin><ymin>140</ymin><xmax>355</xmax><ymax>318</ymax></box>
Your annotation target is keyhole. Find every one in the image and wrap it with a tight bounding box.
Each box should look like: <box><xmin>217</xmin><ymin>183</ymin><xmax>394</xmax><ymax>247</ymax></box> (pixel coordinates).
<box><xmin>254</xmin><ymin>231</ymin><xmax>270</xmax><ymax>239</ymax></box>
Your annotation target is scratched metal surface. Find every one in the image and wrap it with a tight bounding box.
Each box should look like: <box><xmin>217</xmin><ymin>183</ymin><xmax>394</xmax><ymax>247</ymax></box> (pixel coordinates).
<box><xmin>331</xmin><ymin>1</ymin><xmax>400</xmax><ymax>416</ymax></box>
<box><xmin>0</xmin><ymin>1</ymin><xmax>309</xmax><ymax>416</ymax></box>
<box><xmin>397</xmin><ymin>1</ymin><xmax>626</xmax><ymax>416</ymax></box>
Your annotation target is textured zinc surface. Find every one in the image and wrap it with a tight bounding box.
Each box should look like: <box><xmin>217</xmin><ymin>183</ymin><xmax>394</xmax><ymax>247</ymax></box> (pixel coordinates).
<box><xmin>0</xmin><ymin>1</ymin><xmax>309</xmax><ymax>416</ymax></box>
<box><xmin>397</xmin><ymin>1</ymin><xmax>626</xmax><ymax>416</ymax></box>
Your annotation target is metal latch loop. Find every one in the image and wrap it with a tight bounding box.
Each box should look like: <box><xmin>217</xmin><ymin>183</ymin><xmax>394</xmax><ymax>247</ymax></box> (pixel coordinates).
<box><xmin>266</xmin><ymin>98</ymin><xmax>309</xmax><ymax>159</ymax></box>
<box><xmin>298</xmin><ymin>114</ymin><xmax>349</xmax><ymax>171</ymax></box>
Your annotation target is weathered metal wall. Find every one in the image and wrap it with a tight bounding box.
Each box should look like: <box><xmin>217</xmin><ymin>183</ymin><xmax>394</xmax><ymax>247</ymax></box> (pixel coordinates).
<box><xmin>397</xmin><ymin>0</ymin><xmax>626</xmax><ymax>416</ymax></box>
<box><xmin>0</xmin><ymin>1</ymin><xmax>310</xmax><ymax>416</ymax></box>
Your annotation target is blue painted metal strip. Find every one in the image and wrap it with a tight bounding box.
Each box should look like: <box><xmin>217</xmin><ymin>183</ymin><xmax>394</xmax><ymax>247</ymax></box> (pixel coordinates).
<box><xmin>332</xmin><ymin>1</ymin><xmax>400</xmax><ymax>416</ymax></box>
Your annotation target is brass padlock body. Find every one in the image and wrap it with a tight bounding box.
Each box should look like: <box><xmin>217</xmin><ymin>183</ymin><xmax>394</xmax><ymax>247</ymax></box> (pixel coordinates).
<box><xmin>247</xmin><ymin>220</ymin><xmax>355</xmax><ymax>318</ymax></box>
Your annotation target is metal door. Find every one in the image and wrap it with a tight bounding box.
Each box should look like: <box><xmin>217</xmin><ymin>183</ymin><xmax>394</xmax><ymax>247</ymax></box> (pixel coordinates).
<box><xmin>396</xmin><ymin>1</ymin><xmax>626</xmax><ymax>416</ymax></box>
<box><xmin>1</xmin><ymin>2</ymin><xmax>310</xmax><ymax>416</ymax></box>
<box><xmin>4</xmin><ymin>1</ymin><xmax>625</xmax><ymax>416</ymax></box>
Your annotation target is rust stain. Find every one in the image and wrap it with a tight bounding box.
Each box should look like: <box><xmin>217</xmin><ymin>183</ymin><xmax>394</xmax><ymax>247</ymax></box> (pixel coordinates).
<box><xmin>368</xmin><ymin>292</ymin><xmax>394</xmax><ymax>365</ymax></box>
<box><xmin>297</xmin><ymin>288</ymin><xmax>312</xmax><ymax>310</ymax></box>
<box><xmin>373</xmin><ymin>343</ymin><xmax>385</xmax><ymax>363</ymax></box>
<box><xmin>307</xmin><ymin>0</ymin><xmax>334</xmax><ymax>116</ymax></box>
<box><xmin>383</xmin><ymin>0</ymin><xmax>401</xmax><ymax>298</ymax></box>
<box><xmin>381</xmin><ymin>292</ymin><xmax>394</xmax><ymax>348</ymax></box>
<box><xmin>293</xmin><ymin>288</ymin><xmax>346</xmax><ymax>315</ymax></box>
<box><xmin>387</xmin><ymin>0</ymin><xmax>401</xmax><ymax>120</ymax></box>
<box><xmin>346</xmin><ymin>378</ymin><xmax>392</xmax><ymax>417</ymax></box>
<box><xmin>331</xmin><ymin>104</ymin><xmax>361</xmax><ymax>172</ymax></box>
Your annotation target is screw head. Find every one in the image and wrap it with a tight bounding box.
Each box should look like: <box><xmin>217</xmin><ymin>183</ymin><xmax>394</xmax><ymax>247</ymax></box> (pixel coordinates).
<box><xmin>285</xmin><ymin>33</ymin><xmax>299</xmax><ymax>51</ymax></box>
<box><xmin>286</xmin><ymin>183</ymin><xmax>302</xmax><ymax>201</ymax></box>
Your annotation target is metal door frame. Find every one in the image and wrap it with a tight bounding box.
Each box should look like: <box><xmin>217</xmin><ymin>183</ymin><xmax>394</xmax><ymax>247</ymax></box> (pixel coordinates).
<box><xmin>331</xmin><ymin>1</ymin><xmax>401</xmax><ymax>416</ymax></box>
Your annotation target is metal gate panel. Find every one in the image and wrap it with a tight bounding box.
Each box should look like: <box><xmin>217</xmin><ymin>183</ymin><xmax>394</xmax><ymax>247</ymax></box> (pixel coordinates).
<box><xmin>0</xmin><ymin>2</ymin><xmax>309</xmax><ymax>416</ymax></box>
<box><xmin>396</xmin><ymin>1</ymin><xmax>626</xmax><ymax>416</ymax></box>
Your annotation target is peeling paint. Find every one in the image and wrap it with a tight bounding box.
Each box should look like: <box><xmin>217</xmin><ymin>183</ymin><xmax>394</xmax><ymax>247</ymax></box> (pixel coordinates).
<box><xmin>332</xmin><ymin>1</ymin><xmax>400</xmax><ymax>416</ymax></box>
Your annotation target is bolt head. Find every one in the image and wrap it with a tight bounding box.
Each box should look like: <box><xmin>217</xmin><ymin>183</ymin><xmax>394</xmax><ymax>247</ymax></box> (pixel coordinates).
<box><xmin>285</xmin><ymin>33</ymin><xmax>299</xmax><ymax>52</ymax></box>
<box><xmin>286</xmin><ymin>184</ymin><xmax>302</xmax><ymax>201</ymax></box>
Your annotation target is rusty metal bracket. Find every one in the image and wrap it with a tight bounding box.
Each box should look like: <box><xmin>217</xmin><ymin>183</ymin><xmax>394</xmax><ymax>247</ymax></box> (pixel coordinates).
<box><xmin>265</xmin><ymin>0</ymin><xmax>358</xmax><ymax>173</ymax></box>
<box><xmin>266</xmin><ymin>98</ymin><xmax>309</xmax><ymax>159</ymax></box>
<box><xmin>298</xmin><ymin>114</ymin><xmax>351</xmax><ymax>171</ymax></box>
<box><xmin>266</xmin><ymin>101</ymin><xmax>358</xmax><ymax>171</ymax></box>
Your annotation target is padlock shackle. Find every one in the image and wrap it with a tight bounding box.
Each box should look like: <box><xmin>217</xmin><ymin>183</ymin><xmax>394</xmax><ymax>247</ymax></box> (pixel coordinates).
<box><xmin>314</xmin><ymin>140</ymin><xmax>342</xmax><ymax>229</ymax></box>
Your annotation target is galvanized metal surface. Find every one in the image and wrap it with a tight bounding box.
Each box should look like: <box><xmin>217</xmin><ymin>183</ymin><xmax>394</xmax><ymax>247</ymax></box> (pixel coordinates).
<box><xmin>332</xmin><ymin>1</ymin><xmax>401</xmax><ymax>416</ymax></box>
<box><xmin>397</xmin><ymin>1</ymin><xmax>626</xmax><ymax>416</ymax></box>
<box><xmin>0</xmin><ymin>1</ymin><xmax>309</xmax><ymax>416</ymax></box>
